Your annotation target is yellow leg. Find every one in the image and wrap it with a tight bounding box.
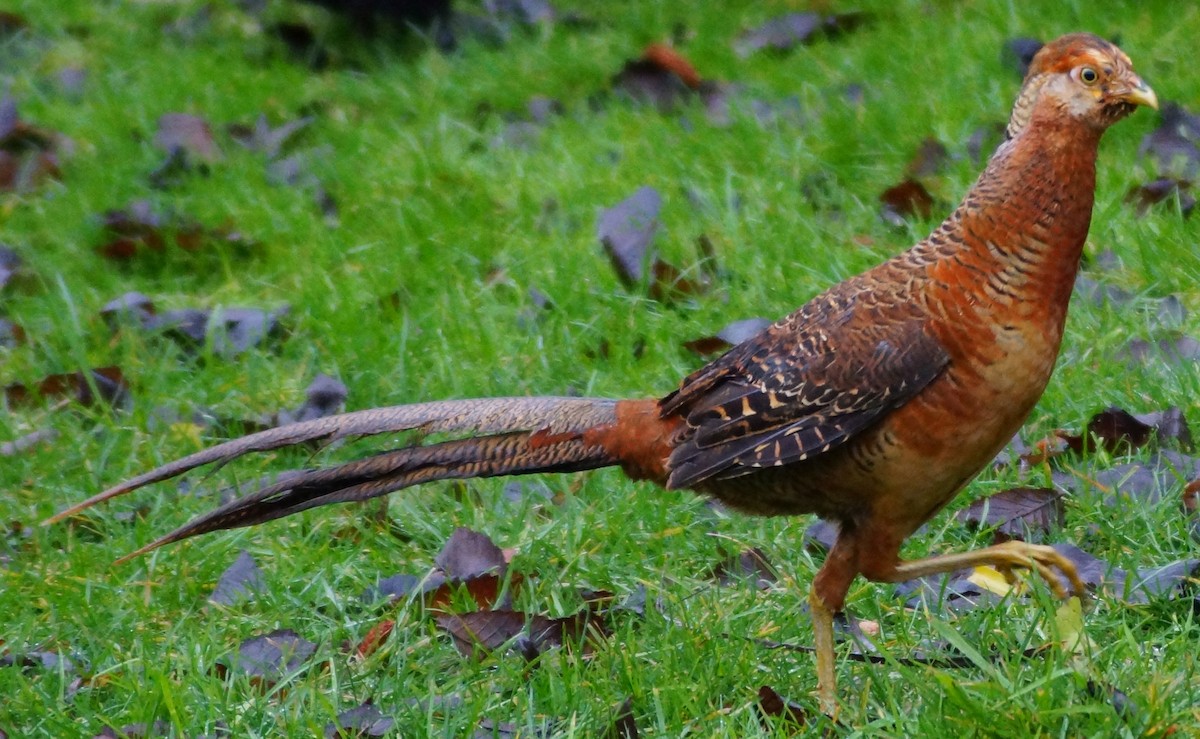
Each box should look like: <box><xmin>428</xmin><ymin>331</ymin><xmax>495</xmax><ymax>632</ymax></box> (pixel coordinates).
<box><xmin>883</xmin><ymin>540</ymin><xmax>1086</xmax><ymax>598</ymax></box>
<box><xmin>809</xmin><ymin>585</ymin><xmax>839</xmax><ymax>717</ymax></box>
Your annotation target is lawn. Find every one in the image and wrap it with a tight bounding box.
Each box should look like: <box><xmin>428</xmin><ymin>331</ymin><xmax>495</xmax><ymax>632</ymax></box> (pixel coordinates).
<box><xmin>2</xmin><ymin>0</ymin><xmax>1198</xmax><ymax>736</ymax></box>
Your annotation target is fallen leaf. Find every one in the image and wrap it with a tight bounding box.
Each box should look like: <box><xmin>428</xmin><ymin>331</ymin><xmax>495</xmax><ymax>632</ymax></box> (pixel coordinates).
<box><xmin>0</xmin><ymin>428</ymin><xmax>57</xmax><ymax>456</ymax></box>
<box><xmin>154</xmin><ymin>113</ymin><xmax>222</xmax><ymax>164</ymax></box>
<box><xmin>227</xmin><ymin>628</ymin><xmax>317</xmax><ymax>687</ymax></box>
<box><xmin>708</xmin><ymin>547</ymin><xmax>778</xmax><ymax>589</ymax></box>
<box><xmin>1138</xmin><ymin>102</ymin><xmax>1200</xmax><ymax>178</ymax></box>
<box><xmin>353</xmin><ymin>619</ymin><xmax>395</xmax><ymax>660</ymax></box>
<box><xmin>227</xmin><ymin>114</ymin><xmax>313</xmax><ymax>159</ymax></box>
<box><xmin>323</xmin><ymin>701</ymin><xmax>395</xmax><ymax>738</ymax></box>
<box><xmin>436</xmin><ymin>608</ymin><xmax>603</xmax><ymax>660</ymax></box>
<box><xmin>906</xmin><ymin>137</ymin><xmax>951</xmax><ymax>178</ymax></box>
<box><xmin>611</xmin><ymin>44</ymin><xmax>703</xmax><ymax>111</ymax></box>
<box><xmin>4</xmin><ymin>366</ymin><xmax>128</xmax><ymax>409</ymax></box>
<box><xmin>879</xmin><ymin>178</ymin><xmax>934</xmax><ymax>225</ymax></box>
<box><xmin>756</xmin><ymin>685</ymin><xmax>809</xmax><ymax>730</ymax></box>
<box><xmin>735</xmin><ymin>12</ymin><xmax>869</xmax><ymax>57</ymax></box>
<box><xmin>209</xmin><ymin>550</ymin><xmax>265</xmax><ymax>605</ymax></box>
<box><xmin>682</xmin><ymin>317</ymin><xmax>772</xmax><ymax>356</ymax></box>
<box><xmin>0</xmin><ymin>94</ymin><xmax>68</xmax><ymax>193</ymax></box>
<box><xmin>605</xmin><ymin>697</ymin><xmax>638</xmax><ymax>739</ymax></box>
<box><xmin>1002</xmin><ymin>37</ymin><xmax>1043</xmax><ymax>77</ymax></box>
<box><xmin>1125</xmin><ymin>178</ymin><xmax>1195</xmax><ymax>217</ymax></box>
<box><xmin>956</xmin><ymin>487</ymin><xmax>1065</xmax><ymax>542</ymax></box>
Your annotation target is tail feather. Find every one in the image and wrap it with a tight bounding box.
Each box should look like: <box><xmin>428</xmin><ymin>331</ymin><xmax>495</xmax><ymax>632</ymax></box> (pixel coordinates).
<box><xmin>115</xmin><ymin>429</ymin><xmax>617</xmax><ymax>562</ymax></box>
<box><xmin>46</xmin><ymin>397</ymin><xmax>621</xmax><ymax>526</ymax></box>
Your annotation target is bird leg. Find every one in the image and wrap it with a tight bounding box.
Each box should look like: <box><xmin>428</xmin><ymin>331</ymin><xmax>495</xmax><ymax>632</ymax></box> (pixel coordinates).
<box><xmin>808</xmin><ymin>585</ymin><xmax>840</xmax><ymax>717</ymax></box>
<box><xmin>879</xmin><ymin>540</ymin><xmax>1086</xmax><ymax>599</ymax></box>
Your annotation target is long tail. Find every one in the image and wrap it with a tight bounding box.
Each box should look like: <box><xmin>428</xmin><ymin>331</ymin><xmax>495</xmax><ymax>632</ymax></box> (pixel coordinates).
<box><xmin>45</xmin><ymin>396</ymin><xmax>663</xmax><ymax>561</ymax></box>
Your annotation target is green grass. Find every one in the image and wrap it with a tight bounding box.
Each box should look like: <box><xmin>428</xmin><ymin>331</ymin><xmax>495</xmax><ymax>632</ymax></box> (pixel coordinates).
<box><xmin>3</xmin><ymin>0</ymin><xmax>1199</xmax><ymax>735</ymax></box>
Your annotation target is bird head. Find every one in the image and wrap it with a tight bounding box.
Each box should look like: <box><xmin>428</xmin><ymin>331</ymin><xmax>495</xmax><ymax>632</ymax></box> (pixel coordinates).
<box><xmin>1007</xmin><ymin>33</ymin><xmax>1157</xmax><ymax>137</ymax></box>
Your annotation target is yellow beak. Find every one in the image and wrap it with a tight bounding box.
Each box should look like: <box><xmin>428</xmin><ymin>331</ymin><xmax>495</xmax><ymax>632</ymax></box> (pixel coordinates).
<box><xmin>1120</xmin><ymin>74</ymin><xmax>1159</xmax><ymax>110</ymax></box>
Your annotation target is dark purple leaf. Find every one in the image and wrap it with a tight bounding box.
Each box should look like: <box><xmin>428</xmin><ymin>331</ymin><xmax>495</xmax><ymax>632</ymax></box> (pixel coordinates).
<box><xmin>4</xmin><ymin>366</ymin><xmax>129</xmax><ymax>409</ymax></box>
<box><xmin>233</xmin><ymin>628</ymin><xmax>317</xmax><ymax>680</ymax></box>
<box><xmin>1002</xmin><ymin>37</ymin><xmax>1043</xmax><ymax>77</ymax></box>
<box><xmin>709</xmin><ymin>547</ymin><xmax>778</xmax><ymax>589</ymax></box>
<box><xmin>0</xmin><ymin>244</ymin><xmax>22</xmax><ymax>291</ymax></box>
<box><xmin>324</xmin><ymin>701</ymin><xmax>395</xmax><ymax>738</ymax></box>
<box><xmin>91</xmin><ymin>721</ymin><xmax>172</xmax><ymax>739</ymax></box>
<box><xmin>362</xmin><ymin>572</ymin><xmax>446</xmax><ymax>604</ymax></box>
<box><xmin>210</xmin><ymin>550</ymin><xmax>265</xmax><ymax>605</ymax></box>
<box><xmin>1125</xmin><ymin>178</ymin><xmax>1195</xmax><ymax>217</ymax></box>
<box><xmin>906</xmin><ymin>137</ymin><xmax>951</xmax><ymax>178</ymax></box>
<box><xmin>101</xmin><ymin>292</ymin><xmax>157</xmax><ymax>326</ymax></box>
<box><xmin>956</xmin><ymin>487</ymin><xmax>1065</xmax><ymax>541</ymax></box>
<box><xmin>1074</xmin><ymin>275</ymin><xmax>1134</xmax><ymax>308</ymax></box>
<box><xmin>802</xmin><ymin>519</ymin><xmax>839</xmax><ymax>553</ymax></box>
<box><xmin>598</xmin><ymin>186</ymin><xmax>662</xmax><ymax>286</ymax></box>
<box><xmin>0</xmin><ymin>317</ymin><xmax>25</xmax><ymax>348</ymax></box>
<box><xmin>1121</xmin><ymin>333</ymin><xmax>1200</xmax><ymax>366</ymax></box>
<box><xmin>435</xmin><ymin>527</ymin><xmax>506</xmax><ymax>580</ymax></box>
<box><xmin>0</xmin><ymin>428</ymin><xmax>57</xmax><ymax>456</ymax></box>
<box><xmin>227</xmin><ymin>114</ymin><xmax>313</xmax><ymax>159</ymax></box>
<box><xmin>1051</xmin><ymin>543</ymin><xmax>1110</xmax><ymax>589</ymax></box>
<box><xmin>1138</xmin><ymin>102</ymin><xmax>1200</xmax><ymax>177</ymax></box>
<box><xmin>734</xmin><ymin>12</ymin><xmax>869</xmax><ymax>57</ymax></box>
<box><xmin>1120</xmin><ymin>559</ymin><xmax>1199</xmax><ymax>604</ymax></box>
<box><xmin>683</xmin><ymin>317</ymin><xmax>772</xmax><ymax>356</ymax></box>
<box><xmin>436</xmin><ymin>609</ymin><xmax>601</xmax><ymax>659</ymax></box>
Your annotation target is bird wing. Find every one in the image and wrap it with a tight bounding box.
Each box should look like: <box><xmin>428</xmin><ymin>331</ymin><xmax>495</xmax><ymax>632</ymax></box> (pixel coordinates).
<box><xmin>661</xmin><ymin>288</ymin><xmax>950</xmax><ymax>489</ymax></box>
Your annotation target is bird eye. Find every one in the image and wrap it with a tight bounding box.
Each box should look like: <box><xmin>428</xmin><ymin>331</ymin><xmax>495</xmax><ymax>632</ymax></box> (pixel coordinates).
<box><xmin>1079</xmin><ymin>67</ymin><xmax>1099</xmax><ymax>84</ymax></box>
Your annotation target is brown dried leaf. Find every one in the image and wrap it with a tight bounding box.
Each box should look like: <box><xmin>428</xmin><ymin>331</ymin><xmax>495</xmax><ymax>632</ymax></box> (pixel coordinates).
<box><xmin>612</xmin><ymin>45</ymin><xmax>703</xmax><ymax>111</ymax></box>
<box><xmin>1125</xmin><ymin>178</ymin><xmax>1194</xmax><ymax>217</ymax></box>
<box><xmin>879</xmin><ymin>178</ymin><xmax>934</xmax><ymax>225</ymax></box>
<box><xmin>756</xmin><ymin>685</ymin><xmax>810</xmax><ymax>731</ymax></box>
<box><xmin>4</xmin><ymin>366</ymin><xmax>128</xmax><ymax>409</ymax></box>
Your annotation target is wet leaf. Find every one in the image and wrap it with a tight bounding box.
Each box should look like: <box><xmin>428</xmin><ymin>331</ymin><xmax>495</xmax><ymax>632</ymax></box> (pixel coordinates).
<box><xmin>4</xmin><ymin>366</ymin><xmax>128</xmax><ymax>409</ymax></box>
<box><xmin>0</xmin><ymin>245</ymin><xmax>24</xmax><ymax>292</ymax></box>
<box><xmin>879</xmin><ymin>178</ymin><xmax>934</xmax><ymax>225</ymax></box>
<box><xmin>228</xmin><ymin>628</ymin><xmax>317</xmax><ymax>685</ymax></box>
<box><xmin>683</xmin><ymin>317</ymin><xmax>771</xmax><ymax>356</ymax></box>
<box><xmin>605</xmin><ymin>697</ymin><xmax>638</xmax><ymax>739</ymax></box>
<box><xmin>735</xmin><ymin>12</ymin><xmax>869</xmax><ymax>57</ymax></box>
<box><xmin>436</xmin><ymin>527</ymin><xmax>506</xmax><ymax>580</ymax></box>
<box><xmin>802</xmin><ymin>519</ymin><xmax>839</xmax><ymax>553</ymax></box>
<box><xmin>1125</xmin><ymin>178</ymin><xmax>1194</xmax><ymax>217</ymax></box>
<box><xmin>324</xmin><ymin>701</ymin><xmax>395</xmax><ymax>738</ymax></box>
<box><xmin>611</xmin><ymin>44</ymin><xmax>702</xmax><ymax>111</ymax></box>
<box><xmin>228</xmin><ymin>114</ymin><xmax>313</xmax><ymax>159</ymax></box>
<box><xmin>92</xmin><ymin>721</ymin><xmax>172</xmax><ymax>739</ymax></box>
<box><xmin>756</xmin><ymin>685</ymin><xmax>810</xmax><ymax>730</ymax></box>
<box><xmin>210</xmin><ymin>550</ymin><xmax>265</xmax><ymax>605</ymax></box>
<box><xmin>0</xmin><ymin>95</ymin><xmax>68</xmax><ymax>193</ymax></box>
<box><xmin>906</xmin><ymin>137</ymin><xmax>951</xmax><ymax>178</ymax></box>
<box><xmin>352</xmin><ymin>619</ymin><xmax>395</xmax><ymax>660</ymax></box>
<box><xmin>956</xmin><ymin>487</ymin><xmax>1065</xmax><ymax>541</ymax></box>
<box><xmin>436</xmin><ymin>608</ymin><xmax>603</xmax><ymax>659</ymax></box>
<box><xmin>1138</xmin><ymin>102</ymin><xmax>1200</xmax><ymax>177</ymax></box>
<box><xmin>1074</xmin><ymin>275</ymin><xmax>1134</xmax><ymax>308</ymax></box>
<box><xmin>598</xmin><ymin>186</ymin><xmax>661</xmax><ymax>284</ymax></box>
<box><xmin>154</xmin><ymin>113</ymin><xmax>221</xmax><ymax>164</ymax></box>
<box><xmin>0</xmin><ymin>317</ymin><xmax>26</xmax><ymax>348</ymax></box>
<box><xmin>708</xmin><ymin>547</ymin><xmax>778</xmax><ymax>589</ymax></box>
<box><xmin>1120</xmin><ymin>333</ymin><xmax>1200</xmax><ymax>366</ymax></box>
<box><xmin>0</xmin><ymin>428</ymin><xmax>57</xmax><ymax>456</ymax></box>
<box><xmin>1002</xmin><ymin>37</ymin><xmax>1043</xmax><ymax>77</ymax></box>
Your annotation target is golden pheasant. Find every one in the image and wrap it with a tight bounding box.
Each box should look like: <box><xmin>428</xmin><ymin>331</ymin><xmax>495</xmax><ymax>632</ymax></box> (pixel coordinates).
<box><xmin>49</xmin><ymin>34</ymin><xmax>1157</xmax><ymax>712</ymax></box>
